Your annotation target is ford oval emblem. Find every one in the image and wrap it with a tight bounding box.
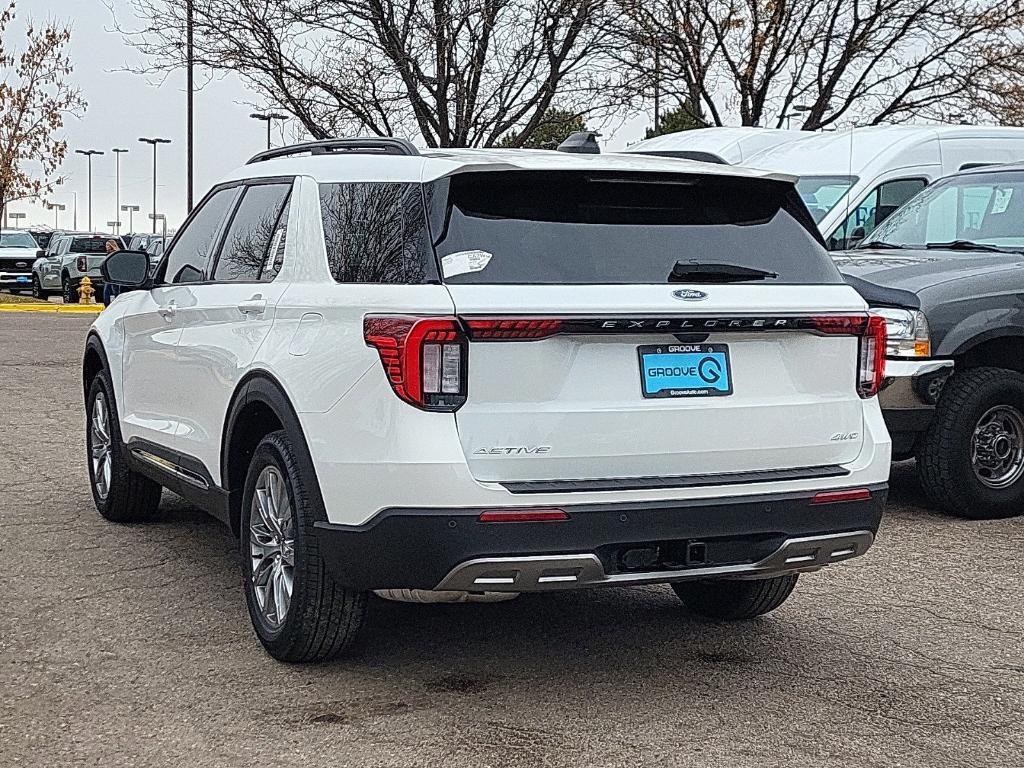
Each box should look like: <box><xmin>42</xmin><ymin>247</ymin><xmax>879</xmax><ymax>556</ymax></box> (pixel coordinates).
<box><xmin>15</xmin><ymin>261</ymin><xmax>27</xmax><ymax>268</ymax></box>
<box><xmin>671</xmin><ymin>288</ymin><xmax>708</xmax><ymax>301</ymax></box>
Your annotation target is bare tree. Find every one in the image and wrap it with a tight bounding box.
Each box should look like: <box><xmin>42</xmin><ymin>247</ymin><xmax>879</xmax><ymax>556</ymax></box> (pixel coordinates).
<box><xmin>114</xmin><ymin>0</ymin><xmax>632</xmax><ymax>148</ymax></box>
<box><xmin>0</xmin><ymin>2</ymin><xmax>85</xmax><ymax>222</ymax></box>
<box><xmin>622</xmin><ymin>0</ymin><xmax>1024</xmax><ymax>130</ymax></box>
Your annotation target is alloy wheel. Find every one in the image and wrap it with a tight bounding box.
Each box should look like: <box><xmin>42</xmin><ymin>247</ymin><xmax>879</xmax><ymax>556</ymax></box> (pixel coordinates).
<box><xmin>249</xmin><ymin>465</ymin><xmax>295</xmax><ymax>627</ymax></box>
<box><xmin>971</xmin><ymin>404</ymin><xmax>1024</xmax><ymax>489</ymax></box>
<box><xmin>90</xmin><ymin>391</ymin><xmax>113</xmax><ymax>500</ymax></box>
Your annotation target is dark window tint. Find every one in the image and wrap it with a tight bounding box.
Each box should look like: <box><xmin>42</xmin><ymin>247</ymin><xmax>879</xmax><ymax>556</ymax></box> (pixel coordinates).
<box><xmin>164</xmin><ymin>187</ymin><xmax>240</xmax><ymax>283</ymax></box>
<box><xmin>828</xmin><ymin>178</ymin><xmax>927</xmax><ymax>249</ymax></box>
<box><xmin>319</xmin><ymin>183</ymin><xmax>435</xmax><ymax>283</ymax></box>
<box><xmin>428</xmin><ymin>171</ymin><xmax>838</xmax><ymax>285</ymax></box>
<box><xmin>69</xmin><ymin>237</ymin><xmax>110</xmax><ymax>253</ymax></box>
<box><xmin>213</xmin><ymin>182</ymin><xmax>291</xmax><ymax>282</ymax></box>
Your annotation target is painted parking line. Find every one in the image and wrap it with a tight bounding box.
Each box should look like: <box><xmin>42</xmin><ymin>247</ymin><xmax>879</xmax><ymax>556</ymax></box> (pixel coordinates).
<box><xmin>0</xmin><ymin>302</ymin><xmax>103</xmax><ymax>313</ymax></box>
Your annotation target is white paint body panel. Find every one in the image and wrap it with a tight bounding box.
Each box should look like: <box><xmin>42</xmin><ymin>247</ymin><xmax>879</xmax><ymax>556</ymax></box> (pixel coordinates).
<box><xmin>91</xmin><ymin>150</ymin><xmax>891</xmax><ymax>529</ymax></box>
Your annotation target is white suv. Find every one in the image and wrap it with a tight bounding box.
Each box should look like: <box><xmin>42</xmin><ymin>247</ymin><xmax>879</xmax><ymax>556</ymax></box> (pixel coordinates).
<box><xmin>85</xmin><ymin>138</ymin><xmax>890</xmax><ymax>662</ymax></box>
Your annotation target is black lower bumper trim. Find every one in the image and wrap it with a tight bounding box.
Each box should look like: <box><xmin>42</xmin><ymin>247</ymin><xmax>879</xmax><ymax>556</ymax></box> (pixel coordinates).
<box><xmin>314</xmin><ymin>485</ymin><xmax>887</xmax><ymax>591</ymax></box>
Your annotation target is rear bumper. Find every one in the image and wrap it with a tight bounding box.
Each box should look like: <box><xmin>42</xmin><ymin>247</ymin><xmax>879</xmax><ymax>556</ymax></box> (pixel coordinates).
<box><xmin>314</xmin><ymin>485</ymin><xmax>886</xmax><ymax>591</ymax></box>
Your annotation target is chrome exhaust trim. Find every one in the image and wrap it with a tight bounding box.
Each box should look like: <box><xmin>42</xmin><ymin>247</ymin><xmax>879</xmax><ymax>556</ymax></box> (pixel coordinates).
<box><xmin>434</xmin><ymin>531</ymin><xmax>874</xmax><ymax>593</ymax></box>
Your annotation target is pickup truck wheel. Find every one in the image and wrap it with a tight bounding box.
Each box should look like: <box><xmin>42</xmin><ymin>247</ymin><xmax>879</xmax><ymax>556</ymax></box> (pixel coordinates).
<box><xmin>917</xmin><ymin>367</ymin><xmax>1024</xmax><ymax>519</ymax></box>
<box><xmin>241</xmin><ymin>430</ymin><xmax>366</xmax><ymax>662</ymax></box>
<box><xmin>672</xmin><ymin>574</ymin><xmax>798</xmax><ymax>620</ymax></box>
<box><xmin>86</xmin><ymin>372</ymin><xmax>162</xmax><ymax>522</ymax></box>
<box><xmin>62</xmin><ymin>274</ymin><xmax>79</xmax><ymax>304</ymax></box>
<box><xmin>32</xmin><ymin>275</ymin><xmax>49</xmax><ymax>299</ymax></box>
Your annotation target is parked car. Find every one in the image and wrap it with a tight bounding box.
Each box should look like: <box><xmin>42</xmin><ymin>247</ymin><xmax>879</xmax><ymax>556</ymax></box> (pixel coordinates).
<box><xmin>0</xmin><ymin>229</ymin><xmax>41</xmax><ymax>292</ymax></box>
<box><xmin>624</xmin><ymin>127</ymin><xmax>805</xmax><ymax>164</ymax></box>
<box><xmin>127</xmin><ymin>233</ymin><xmax>169</xmax><ymax>276</ymax></box>
<box><xmin>33</xmin><ymin>233</ymin><xmax>115</xmax><ymax>302</ymax></box>
<box><xmin>746</xmin><ymin>125</ymin><xmax>1024</xmax><ymax>250</ymax></box>
<box><xmin>836</xmin><ymin>163</ymin><xmax>1024</xmax><ymax>519</ymax></box>
<box><xmin>86</xmin><ymin>138</ymin><xmax>890</xmax><ymax>662</ymax></box>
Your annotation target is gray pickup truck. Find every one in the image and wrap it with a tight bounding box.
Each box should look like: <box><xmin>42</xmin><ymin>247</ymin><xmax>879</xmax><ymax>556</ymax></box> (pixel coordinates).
<box><xmin>836</xmin><ymin>163</ymin><xmax>1024</xmax><ymax>520</ymax></box>
<box><xmin>32</xmin><ymin>233</ymin><xmax>117</xmax><ymax>302</ymax></box>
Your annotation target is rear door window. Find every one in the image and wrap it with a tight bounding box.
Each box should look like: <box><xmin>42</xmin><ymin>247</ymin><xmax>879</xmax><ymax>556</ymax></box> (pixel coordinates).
<box><xmin>212</xmin><ymin>182</ymin><xmax>292</xmax><ymax>283</ymax></box>
<box><xmin>426</xmin><ymin>171</ymin><xmax>838</xmax><ymax>284</ymax></box>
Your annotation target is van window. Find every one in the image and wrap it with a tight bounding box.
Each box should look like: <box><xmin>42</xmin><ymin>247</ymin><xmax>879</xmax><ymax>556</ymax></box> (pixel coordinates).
<box><xmin>795</xmin><ymin>176</ymin><xmax>857</xmax><ymax>223</ymax></box>
<box><xmin>828</xmin><ymin>178</ymin><xmax>927</xmax><ymax>249</ymax></box>
<box><xmin>427</xmin><ymin>171</ymin><xmax>840</xmax><ymax>285</ymax></box>
<box><xmin>319</xmin><ymin>183</ymin><xmax>436</xmax><ymax>284</ymax></box>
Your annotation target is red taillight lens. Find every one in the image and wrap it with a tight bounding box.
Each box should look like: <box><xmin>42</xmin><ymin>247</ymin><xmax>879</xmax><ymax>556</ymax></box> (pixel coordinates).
<box><xmin>77</xmin><ymin>255</ymin><xmax>87</xmax><ymax>272</ymax></box>
<box><xmin>364</xmin><ymin>316</ymin><xmax>467</xmax><ymax>411</ymax></box>
<box><xmin>464</xmin><ymin>317</ymin><xmax>563</xmax><ymax>340</ymax></box>
<box><xmin>478</xmin><ymin>508</ymin><xmax>569</xmax><ymax>523</ymax></box>
<box><xmin>858</xmin><ymin>315</ymin><xmax>887</xmax><ymax>399</ymax></box>
<box><xmin>811</xmin><ymin>488</ymin><xmax>872</xmax><ymax>505</ymax></box>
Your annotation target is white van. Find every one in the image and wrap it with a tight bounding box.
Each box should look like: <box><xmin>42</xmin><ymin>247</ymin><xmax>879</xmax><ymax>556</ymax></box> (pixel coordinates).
<box><xmin>745</xmin><ymin>125</ymin><xmax>1024</xmax><ymax>249</ymax></box>
<box><xmin>625</xmin><ymin>127</ymin><xmax>805</xmax><ymax>165</ymax></box>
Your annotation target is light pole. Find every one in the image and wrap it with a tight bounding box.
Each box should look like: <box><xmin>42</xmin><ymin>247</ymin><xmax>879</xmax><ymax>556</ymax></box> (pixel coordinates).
<box><xmin>75</xmin><ymin>149</ymin><xmax>104</xmax><ymax>230</ymax></box>
<box><xmin>8</xmin><ymin>211</ymin><xmax>26</xmax><ymax>229</ymax></box>
<box><xmin>187</xmin><ymin>0</ymin><xmax>195</xmax><ymax>213</ymax></box>
<box><xmin>106</xmin><ymin>220</ymin><xmax>119</xmax><ymax>234</ymax></box>
<box><xmin>112</xmin><ymin>148</ymin><xmax>129</xmax><ymax>234</ymax></box>
<box><xmin>138</xmin><ymin>137</ymin><xmax>171</xmax><ymax>233</ymax></box>
<box><xmin>46</xmin><ymin>202</ymin><xmax>66</xmax><ymax>228</ymax></box>
<box><xmin>149</xmin><ymin>212</ymin><xmax>167</xmax><ymax>240</ymax></box>
<box><xmin>250</xmin><ymin>112</ymin><xmax>289</xmax><ymax>150</ymax></box>
<box><xmin>121</xmin><ymin>204</ymin><xmax>140</xmax><ymax>233</ymax></box>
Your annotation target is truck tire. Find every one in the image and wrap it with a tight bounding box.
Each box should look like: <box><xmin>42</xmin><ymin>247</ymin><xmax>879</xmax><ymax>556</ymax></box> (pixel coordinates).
<box><xmin>62</xmin><ymin>274</ymin><xmax>79</xmax><ymax>303</ymax></box>
<box><xmin>86</xmin><ymin>371</ymin><xmax>163</xmax><ymax>522</ymax></box>
<box><xmin>917</xmin><ymin>367</ymin><xmax>1024</xmax><ymax>519</ymax></box>
<box><xmin>672</xmin><ymin>574</ymin><xmax>798</xmax><ymax>620</ymax></box>
<box><xmin>241</xmin><ymin>430</ymin><xmax>366</xmax><ymax>662</ymax></box>
<box><xmin>32</xmin><ymin>274</ymin><xmax>50</xmax><ymax>299</ymax></box>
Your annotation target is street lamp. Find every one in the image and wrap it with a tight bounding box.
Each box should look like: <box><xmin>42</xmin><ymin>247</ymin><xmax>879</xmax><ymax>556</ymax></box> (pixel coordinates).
<box><xmin>250</xmin><ymin>112</ymin><xmax>289</xmax><ymax>150</ymax></box>
<box><xmin>149</xmin><ymin>212</ymin><xmax>167</xmax><ymax>239</ymax></box>
<box><xmin>75</xmin><ymin>149</ymin><xmax>104</xmax><ymax>230</ymax></box>
<box><xmin>8</xmin><ymin>211</ymin><xmax>26</xmax><ymax>229</ymax></box>
<box><xmin>121</xmin><ymin>204</ymin><xmax>140</xmax><ymax>233</ymax></box>
<box><xmin>106</xmin><ymin>220</ymin><xmax>120</xmax><ymax>234</ymax></box>
<box><xmin>46</xmin><ymin>202</ymin><xmax>67</xmax><ymax>228</ymax></box>
<box><xmin>138</xmin><ymin>137</ymin><xmax>171</xmax><ymax>233</ymax></box>
<box><xmin>112</xmin><ymin>148</ymin><xmax>129</xmax><ymax>234</ymax></box>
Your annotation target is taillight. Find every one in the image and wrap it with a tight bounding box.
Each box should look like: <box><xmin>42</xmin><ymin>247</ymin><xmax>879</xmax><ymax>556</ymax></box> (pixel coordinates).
<box><xmin>464</xmin><ymin>318</ymin><xmax>563</xmax><ymax>340</ymax></box>
<box><xmin>77</xmin><ymin>255</ymin><xmax>87</xmax><ymax>272</ymax></box>
<box><xmin>858</xmin><ymin>315</ymin><xmax>887</xmax><ymax>399</ymax></box>
<box><xmin>363</xmin><ymin>316</ymin><xmax>467</xmax><ymax>411</ymax></box>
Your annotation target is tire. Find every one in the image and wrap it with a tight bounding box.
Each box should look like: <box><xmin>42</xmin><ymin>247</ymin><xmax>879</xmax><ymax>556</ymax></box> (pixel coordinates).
<box><xmin>240</xmin><ymin>430</ymin><xmax>366</xmax><ymax>662</ymax></box>
<box><xmin>86</xmin><ymin>371</ymin><xmax>163</xmax><ymax>522</ymax></box>
<box><xmin>32</xmin><ymin>274</ymin><xmax>49</xmax><ymax>300</ymax></box>
<box><xmin>62</xmin><ymin>274</ymin><xmax>79</xmax><ymax>303</ymax></box>
<box><xmin>917</xmin><ymin>367</ymin><xmax>1024</xmax><ymax>519</ymax></box>
<box><xmin>672</xmin><ymin>574</ymin><xmax>798</xmax><ymax>620</ymax></box>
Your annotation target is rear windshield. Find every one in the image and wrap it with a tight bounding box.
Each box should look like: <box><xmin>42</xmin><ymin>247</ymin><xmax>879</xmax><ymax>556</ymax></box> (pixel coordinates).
<box><xmin>426</xmin><ymin>171</ymin><xmax>840</xmax><ymax>284</ymax></box>
<box><xmin>71</xmin><ymin>238</ymin><xmax>111</xmax><ymax>253</ymax></box>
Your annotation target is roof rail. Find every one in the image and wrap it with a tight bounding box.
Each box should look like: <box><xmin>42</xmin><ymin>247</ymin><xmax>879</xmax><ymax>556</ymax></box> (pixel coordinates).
<box><xmin>246</xmin><ymin>137</ymin><xmax>420</xmax><ymax>165</ymax></box>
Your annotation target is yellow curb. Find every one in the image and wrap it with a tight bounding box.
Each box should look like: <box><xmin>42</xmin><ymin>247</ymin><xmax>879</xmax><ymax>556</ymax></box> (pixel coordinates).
<box><xmin>0</xmin><ymin>302</ymin><xmax>103</xmax><ymax>313</ymax></box>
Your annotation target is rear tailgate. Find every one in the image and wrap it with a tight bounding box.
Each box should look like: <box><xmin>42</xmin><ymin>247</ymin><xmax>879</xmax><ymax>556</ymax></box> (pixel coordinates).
<box><xmin>70</xmin><ymin>237</ymin><xmax>112</xmax><ymax>275</ymax></box>
<box><xmin>448</xmin><ymin>284</ymin><xmax>870</xmax><ymax>484</ymax></box>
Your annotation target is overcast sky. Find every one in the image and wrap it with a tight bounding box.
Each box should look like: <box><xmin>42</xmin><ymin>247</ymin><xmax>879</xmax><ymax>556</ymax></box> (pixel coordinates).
<box><xmin>17</xmin><ymin>0</ymin><xmax>647</xmax><ymax>232</ymax></box>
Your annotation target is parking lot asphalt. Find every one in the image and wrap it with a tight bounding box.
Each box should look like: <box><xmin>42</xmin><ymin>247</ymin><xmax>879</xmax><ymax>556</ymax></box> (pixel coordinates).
<box><xmin>4</xmin><ymin>312</ymin><xmax>1024</xmax><ymax>768</ymax></box>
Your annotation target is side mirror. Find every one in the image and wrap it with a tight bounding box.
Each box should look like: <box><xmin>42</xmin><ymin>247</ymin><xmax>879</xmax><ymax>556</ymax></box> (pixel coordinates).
<box><xmin>101</xmin><ymin>249</ymin><xmax>150</xmax><ymax>287</ymax></box>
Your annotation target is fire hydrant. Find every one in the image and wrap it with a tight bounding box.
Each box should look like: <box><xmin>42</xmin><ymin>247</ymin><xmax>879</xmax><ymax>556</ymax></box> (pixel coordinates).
<box><xmin>77</xmin><ymin>276</ymin><xmax>96</xmax><ymax>304</ymax></box>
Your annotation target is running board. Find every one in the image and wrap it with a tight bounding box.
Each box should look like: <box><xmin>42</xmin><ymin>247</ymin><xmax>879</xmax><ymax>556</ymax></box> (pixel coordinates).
<box><xmin>434</xmin><ymin>531</ymin><xmax>874</xmax><ymax>592</ymax></box>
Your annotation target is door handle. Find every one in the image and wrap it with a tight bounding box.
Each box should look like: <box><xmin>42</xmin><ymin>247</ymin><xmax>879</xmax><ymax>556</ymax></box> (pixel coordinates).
<box><xmin>157</xmin><ymin>301</ymin><xmax>176</xmax><ymax>320</ymax></box>
<box><xmin>237</xmin><ymin>297</ymin><xmax>267</xmax><ymax>315</ymax></box>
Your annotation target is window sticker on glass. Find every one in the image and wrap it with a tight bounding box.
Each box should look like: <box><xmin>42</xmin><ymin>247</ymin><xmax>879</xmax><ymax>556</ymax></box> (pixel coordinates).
<box><xmin>991</xmin><ymin>187</ymin><xmax>1014</xmax><ymax>215</ymax></box>
<box><xmin>441</xmin><ymin>249</ymin><xmax>492</xmax><ymax>278</ymax></box>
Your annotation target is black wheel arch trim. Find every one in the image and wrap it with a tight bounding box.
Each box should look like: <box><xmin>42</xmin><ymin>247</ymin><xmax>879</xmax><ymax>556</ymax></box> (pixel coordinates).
<box><xmin>83</xmin><ymin>333</ymin><xmax>112</xmax><ymax>401</ymax></box>
<box><xmin>943</xmin><ymin>327</ymin><xmax>1024</xmax><ymax>359</ymax></box>
<box><xmin>221</xmin><ymin>370</ymin><xmax>327</xmax><ymax>537</ymax></box>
